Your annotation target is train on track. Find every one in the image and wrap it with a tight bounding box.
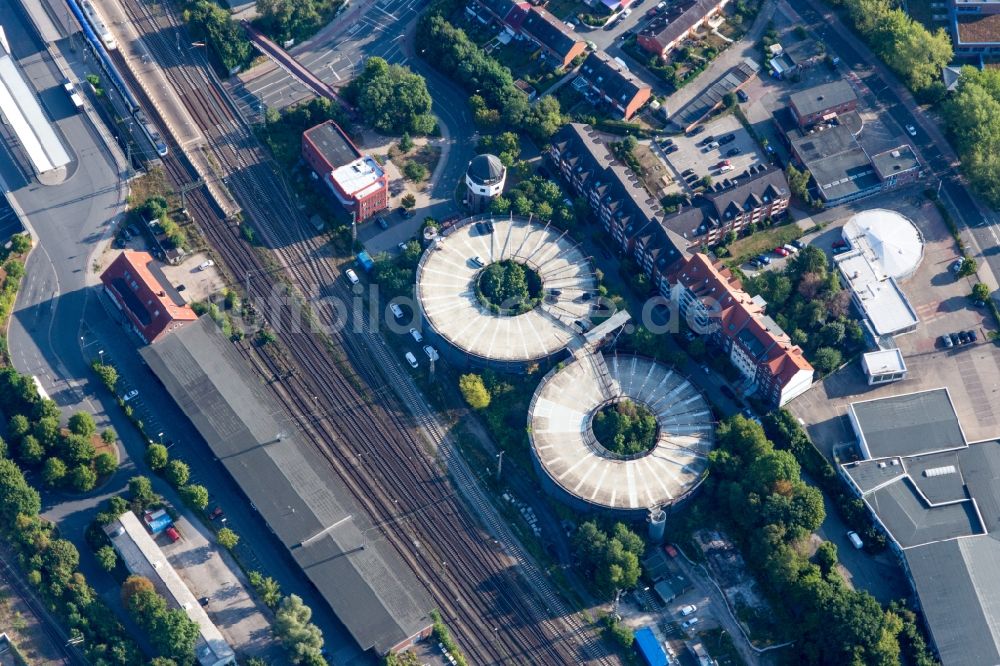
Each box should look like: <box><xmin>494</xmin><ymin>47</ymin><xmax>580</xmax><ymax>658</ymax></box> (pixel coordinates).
<box><xmin>79</xmin><ymin>0</ymin><xmax>116</xmax><ymax>50</ymax></box>
<box><xmin>65</xmin><ymin>0</ymin><xmax>169</xmax><ymax>157</ymax></box>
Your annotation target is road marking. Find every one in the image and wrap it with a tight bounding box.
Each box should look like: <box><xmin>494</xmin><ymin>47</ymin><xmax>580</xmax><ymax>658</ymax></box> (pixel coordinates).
<box><xmin>374</xmin><ymin>4</ymin><xmax>397</xmax><ymax>19</ymax></box>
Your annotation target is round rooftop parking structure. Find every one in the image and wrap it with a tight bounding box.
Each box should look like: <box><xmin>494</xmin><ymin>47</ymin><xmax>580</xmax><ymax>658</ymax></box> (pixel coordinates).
<box><xmin>415</xmin><ymin>215</ymin><xmax>597</xmax><ymax>370</ymax></box>
<box><xmin>529</xmin><ymin>353</ymin><xmax>715</xmax><ymax>515</ymax></box>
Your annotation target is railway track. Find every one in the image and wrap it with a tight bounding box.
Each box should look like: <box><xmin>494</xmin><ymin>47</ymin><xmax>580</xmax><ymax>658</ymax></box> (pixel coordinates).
<box><xmin>109</xmin><ymin>0</ymin><xmax>616</xmax><ymax>663</ymax></box>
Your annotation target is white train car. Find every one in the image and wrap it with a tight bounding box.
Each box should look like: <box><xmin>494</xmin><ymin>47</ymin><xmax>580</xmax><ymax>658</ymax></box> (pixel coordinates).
<box><xmin>80</xmin><ymin>0</ymin><xmax>117</xmax><ymax>51</ymax></box>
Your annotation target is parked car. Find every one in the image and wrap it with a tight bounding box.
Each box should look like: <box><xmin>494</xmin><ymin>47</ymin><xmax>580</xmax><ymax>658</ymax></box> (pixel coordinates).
<box><xmin>165</xmin><ymin>526</ymin><xmax>181</xmax><ymax>543</ymax></box>
<box><xmin>471</xmin><ymin>255</ymin><xmax>485</xmax><ymax>267</ymax></box>
<box><xmin>847</xmin><ymin>531</ymin><xmax>864</xmax><ymax>549</ymax></box>
<box><xmin>774</xmin><ymin>247</ymin><xmax>789</xmax><ymax>257</ymax></box>
<box><xmin>409</xmin><ymin>328</ymin><xmax>423</xmax><ymax>342</ymax></box>
<box><xmin>950</xmin><ymin>258</ymin><xmax>964</xmax><ymax>274</ymax></box>
<box><xmin>950</xmin><ymin>332</ymin><xmax>961</xmax><ymax>346</ymax></box>
<box><xmin>699</xmin><ymin>135</ymin><xmax>715</xmax><ymax>146</ymax></box>
<box><xmin>198</xmin><ymin>597</ymin><xmax>210</xmax><ymax>607</ymax></box>
<box><xmin>210</xmin><ymin>507</ymin><xmax>224</xmax><ymax>520</ymax></box>
<box><xmin>681</xmin><ymin>168</ymin><xmax>695</xmax><ymax>177</ymax></box>
<box><xmin>718</xmin><ymin>133</ymin><xmax>736</xmax><ymax>145</ymax></box>
<box><xmin>748</xmin><ymin>259</ymin><xmax>761</xmax><ymax>268</ymax></box>
<box><xmin>682</xmin><ymin>618</ymin><xmax>700</xmax><ymax>629</ymax></box>
<box><xmin>704</xmin><ymin>141</ymin><xmax>720</xmax><ymax>150</ymax></box>
<box><xmin>757</xmin><ymin>254</ymin><xmax>771</xmax><ymax>265</ymax></box>
<box><xmin>664</xmin><ymin>144</ymin><xmax>678</xmax><ymax>154</ymax></box>
<box><xmin>389</xmin><ymin>303</ymin><xmax>404</xmax><ymax>319</ymax></box>
<box><xmin>376</xmin><ymin>216</ymin><xmax>389</xmax><ymax>230</ymax></box>
<box><xmin>783</xmin><ymin>244</ymin><xmax>798</xmax><ymax>254</ymax></box>
<box><xmin>404</xmin><ymin>351</ymin><xmax>418</xmax><ymax>368</ymax></box>
<box><xmin>726</xmin><ymin>147</ymin><xmax>741</xmax><ymax>157</ymax></box>
<box><xmin>832</xmin><ymin>239</ymin><xmax>849</xmax><ymax>250</ymax></box>
<box><xmin>423</xmin><ymin>345</ymin><xmax>439</xmax><ymax>361</ymax></box>
<box><xmin>715</xmin><ymin>160</ymin><xmax>730</xmax><ymax>168</ymax></box>
<box><xmin>958</xmin><ymin>331</ymin><xmax>970</xmax><ymax>344</ymax></box>
<box><xmin>345</xmin><ymin>268</ymin><xmax>360</xmax><ymax>285</ymax></box>
<box><xmin>736</xmin><ymin>89</ymin><xmax>749</xmax><ymax>102</ymax></box>
<box><xmin>679</xmin><ymin>604</ymin><xmax>697</xmax><ymax>616</ymax></box>
<box><xmin>123</xmin><ymin>389</ymin><xmax>139</xmax><ymax>402</ymax></box>
<box><xmin>687</xmin><ymin>125</ymin><xmax>705</xmax><ymax>137</ymax></box>
<box><xmin>905</xmin><ymin>124</ymin><xmax>917</xmax><ymax>137</ymax></box>
<box><xmin>791</xmin><ymin>239</ymin><xmax>806</xmax><ymax>249</ymax></box>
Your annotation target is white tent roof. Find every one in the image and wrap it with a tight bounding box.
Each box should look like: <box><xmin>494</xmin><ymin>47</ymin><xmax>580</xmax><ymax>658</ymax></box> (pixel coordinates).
<box><xmin>842</xmin><ymin>209</ymin><xmax>923</xmax><ymax>281</ymax></box>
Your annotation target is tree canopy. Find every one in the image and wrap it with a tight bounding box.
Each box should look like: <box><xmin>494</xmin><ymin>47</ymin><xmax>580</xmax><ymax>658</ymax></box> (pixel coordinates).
<box><xmin>592</xmin><ymin>400</ymin><xmax>658</xmax><ymax>456</ymax></box>
<box><xmin>274</xmin><ymin>595</ymin><xmax>325</xmax><ymax>664</ymax></box>
<box><xmin>572</xmin><ymin>522</ymin><xmax>644</xmax><ymax>599</ymax></box>
<box><xmin>349</xmin><ymin>58</ymin><xmax>435</xmax><ymax>135</ymax></box>
<box><xmin>943</xmin><ymin>67</ymin><xmax>1000</xmax><ymax>207</ymax></box>
<box><xmin>458</xmin><ymin>374</ymin><xmax>491</xmax><ymax>410</ymax></box>
<box><xmin>476</xmin><ymin>261</ymin><xmax>541</xmax><ymax>314</ymax></box>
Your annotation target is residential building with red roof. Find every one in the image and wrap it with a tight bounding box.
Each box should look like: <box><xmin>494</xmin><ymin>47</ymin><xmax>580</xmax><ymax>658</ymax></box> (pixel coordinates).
<box><xmin>471</xmin><ymin>0</ymin><xmax>586</xmax><ymax>68</ymax></box>
<box><xmin>638</xmin><ymin>0</ymin><xmax>731</xmax><ymax>57</ymax></box>
<box><xmin>667</xmin><ymin>254</ymin><xmax>814</xmax><ymax>407</ymax></box>
<box><xmin>951</xmin><ymin>0</ymin><xmax>1000</xmax><ymax>56</ymax></box>
<box><xmin>100</xmin><ymin>250</ymin><xmax>197</xmax><ymax>344</ymax></box>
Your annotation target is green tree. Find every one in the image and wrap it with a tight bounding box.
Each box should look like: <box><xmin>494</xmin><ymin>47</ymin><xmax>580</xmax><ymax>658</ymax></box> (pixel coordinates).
<box><xmin>165</xmin><ymin>459</ymin><xmax>190</xmax><ymax>488</ymax></box>
<box><xmin>399</xmin><ymin>132</ymin><xmax>414</xmax><ymax>152</ymax></box>
<box><xmin>403</xmin><ymin>161</ymin><xmax>428</xmax><ymax>182</ymax></box>
<box><xmin>572</xmin><ymin>521</ymin><xmax>643</xmax><ymax>599</ymax></box>
<box><xmin>41</xmin><ymin>457</ymin><xmax>67</xmax><ymax>487</ymax></box>
<box><xmin>17</xmin><ymin>435</ymin><xmax>45</xmax><ymax>466</ymax></box>
<box><xmin>94</xmin><ymin>452</ymin><xmax>117</xmax><ymax>477</ymax></box>
<box><xmin>249</xmin><ymin>571</ymin><xmax>283</xmax><ymax>609</ymax></box>
<box><xmin>815</xmin><ymin>541</ymin><xmax>838</xmax><ymax>576</ymax></box>
<box><xmin>274</xmin><ymin>595</ymin><xmax>326</xmax><ymax>664</ymax></box>
<box><xmin>91</xmin><ymin>361</ymin><xmax>118</xmax><ymax>391</ymax></box>
<box><xmin>186</xmin><ymin>0</ymin><xmax>254</xmax><ymax>71</ymax></box>
<box><xmin>958</xmin><ymin>257</ymin><xmax>978</xmax><ymax>277</ymax></box>
<box><xmin>180</xmin><ymin>484</ymin><xmax>210</xmax><ymax>510</ymax></box>
<box><xmin>458</xmin><ymin>374</ymin><xmax>491</xmax><ymax>409</ymax></box>
<box><xmin>68</xmin><ymin>412</ymin><xmax>97</xmax><ymax>437</ymax></box>
<box><xmin>60</xmin><ymin>434</ymin><xmax>95</xmax><ymax>466</ymax></box>
<box><xmin>8</xmin><ymin>414</ymin><xmax>29</xmax><ymax>440</ymax></box>
<box><xmin>973</xmin><ymin>282</ymin><xmax>991</xmax><ymax>302</ymax></box>
<box><xmin>145</xmin><ymin>444</ymin><xmax>169</xmax><ymax>471</ymax></box>
<box><xmin>217</xmin><ymin>527</ymin><xmax>239</xmax><ymax>550</ymax></box>
<box><xmin>592</xmin><ymin>400</ymin><xmax>658</xmax><ymax>455</ymax></box>
<box><xmin>101</xmin><ymin>428</ymin><xmax>116</xmax><ymax>444</ymax></box>
<box><xmin>348</xmin><ymin>58</ymin><xmax>435</xmax><ymax>135</ymax></box>
<box><xmin>401</xmin><ymin>193</ymin><xmax>416</xmax><ymax>210</ymax></box>
<box><xmin>96</xmin><ymin>545</ymin><xmax>118</xmax><ymax>573</ymax></box>
<box><xmin>9</xmin><ymin>233</ymin><xmax>31</xmax><ymax>254</ymax></box>
<box><xmin>813</xmin><ymin>347</ymin><xmax>843</xmax><ymax>373</ymax></box>
<box><xmin>69</xmin><ymin>464</ymin><xmax>97</xmax><ymax>493</ymax></box>
<box><xmin>128</xmin><ymin>475</ymin><xmax>157</xmax><ymax>510</ymax></box>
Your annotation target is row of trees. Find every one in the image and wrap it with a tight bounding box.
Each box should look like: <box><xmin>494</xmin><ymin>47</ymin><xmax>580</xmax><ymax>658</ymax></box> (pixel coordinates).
<box><xmin>831</xmin><ymin>0</ymin><xmax>952</xmax><ymax>94</ymax></box>
<box><xmin>0</xmin><ymin>368</ymin><xmax>143</xmax><ymax>664</ymax></box>
<box><xmin>742</xmin><ymin>246</ymin><xmax>865</xmax><ymax>373</ymax></box>
<box><xmin>122</xmin><ymin>576</ymin><xmax>200</xmax><ymax>663</ymax></box>
<box><xmin>707</xmin><ymin>415</ymin><xmax>906</xmax><ymax>664</ymax></box>
<box><xmin>255</xmin><ymin>0</ymin><xmax>344</xmax><ymax>45</ymax></box>
<box><xmin>416</xmin><ymin>10</ymin><xmax>566</xmax><ymax>142</ymax></box>
<box><xmin>343</xmin><ymin>58</ymin><xmax>435</xmax><ymax>135</ymax></box>
<box><xmin>942</xmin><ymin>67</ymin><xmax>1000</xmax><ymax>207</ymax></box>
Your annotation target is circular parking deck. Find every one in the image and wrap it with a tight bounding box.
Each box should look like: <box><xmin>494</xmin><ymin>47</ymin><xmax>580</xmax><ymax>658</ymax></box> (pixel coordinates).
<box><xmin>529</xmin><ymin>353</ymin><xmax>714</xmax><ymax>514</ymax></box>
<box><xmin>415</xmin><ymin>215</ymin><xmax>596</xmax><ymax>368</ymax></box>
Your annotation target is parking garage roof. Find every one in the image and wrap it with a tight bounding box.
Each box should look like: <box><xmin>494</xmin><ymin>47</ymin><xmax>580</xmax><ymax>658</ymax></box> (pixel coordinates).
<box><xmin>140</xmin><ymin>316</ymin><xmax>433</xmax><ymax>656</ymax></box>
<box><xmin>416</xmin><ymin>214</ymin><xmax>597</xmax><ymax>363</ymax></box>
<box><xmin>529</xmin><ymin>353</ymin><xmax>713</xmax><ymax>511</ymax></box>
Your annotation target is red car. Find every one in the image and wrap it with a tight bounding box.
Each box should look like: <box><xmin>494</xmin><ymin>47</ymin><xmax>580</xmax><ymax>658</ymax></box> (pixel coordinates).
<box><xmin>165</xmin><ymin>526</ymin><xmax>181</xmax><ymax>543</ymax></box>
<box><xmin>715</xmin><ymin>159</ymin><xmax>730</xmax><ymax>168</ymax></box>
<box><xmin>209</xmin><ymin>506</ymin><xmax>224</xmax><ymax>520</ymax></box>
<box><xmin>832</xmin><ymin>239</ymin><xmax>849</xmax><ymax>249</ymax></box>
<box><xmin>774</xmin><ymin>247</ymin><xmax>790</xmax><ymax>257</ymax></box>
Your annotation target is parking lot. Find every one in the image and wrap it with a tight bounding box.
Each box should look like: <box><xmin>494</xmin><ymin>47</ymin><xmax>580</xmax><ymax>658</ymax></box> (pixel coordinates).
<box><xmin>655</xmin><ymin>115</ymin><xmax>765</xmax><ymax>196</ymax></box>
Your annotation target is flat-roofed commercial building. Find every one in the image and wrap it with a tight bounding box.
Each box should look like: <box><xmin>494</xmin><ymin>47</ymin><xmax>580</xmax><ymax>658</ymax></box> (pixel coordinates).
<box><xmin>105</xmin><ymin>511</ymin><xmax>236</xmax><ymax>666</ymax></box>
<box><xmin>302</xmin><ymin>120</ymin><xmax>388</xmax><ymax>221</ymax></box>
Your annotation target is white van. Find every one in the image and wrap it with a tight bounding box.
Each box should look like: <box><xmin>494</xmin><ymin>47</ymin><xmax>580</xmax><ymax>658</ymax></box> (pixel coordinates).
<box><xmin>682</xmin><ymin>617</ymin><xmax>699</xmax><ymax>629</ymax></box>
<box><xmin>719</xmin><ymin>164</ymin><xmax>734</xmax><ymax>173</ymax></box>
<box><xmin>847</xmin><ymin>531</ymin><xmax>864</xmax><ymax>550</ymax></box>
<box><xmin>345</xmin><ymin>268</ymin><xmax>360</xmax><ymax>285</ymax></box>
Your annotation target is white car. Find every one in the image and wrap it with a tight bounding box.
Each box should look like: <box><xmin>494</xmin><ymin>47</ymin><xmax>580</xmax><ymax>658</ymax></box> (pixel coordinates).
<box><xmin>345</xmin><ymin>268</ymin><xmax>360</xmax><ymax>285</ymax></box>
<box><xmin>389</xmin><ymin>303</ymin><xmax>404</xmax><ymax>319</ymax></box>
<box><xmin>682</xmin><ymin>617</ymin><xmax>700</xmax><ymax>629</ymax></box>
<box><xmin>123</xmin><ymin>389</ymin><xmax>139</xmax><ymax>402</ymax></box>
<box><xmin>471</xmin><ymin>255</ymin><xmax>485</xmax><ymax>268</ymax></box>
<box><xmin>621</xmin><ymin>7</ymin><xmax>631</xmax><ymax>17</ymax></box>
<box><xmin>905</xmin><ymin>124</ymin><xmax>917</xmax><ymax>137</ymax></box>
<box><xmin>423</xmin><ymin>345</ymin><xmax>439</xmax><ymax>361</ymax></box>
<box><xmin>679</xmin><ymin>604</ymin><xmax>697</xmax><ymax>616</ymax></box>
<box><xmin>198</xmin><ymin>259</ymin><xmax>215</xmax><ymax>271</ymax></box>
<box><xmin>404</xmin><ymin>352</ymin><xmax>418</xmax><ymax>369</ymax></box>
<box><xmin>409</xmin><ymin>328</ymin><xmax>423</xmax><ymax>342</ymax></box>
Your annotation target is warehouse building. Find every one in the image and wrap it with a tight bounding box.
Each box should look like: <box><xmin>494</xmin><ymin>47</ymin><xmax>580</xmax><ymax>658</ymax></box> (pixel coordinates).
<box><xmin>105</xmin><ymin>511</ymin><xmax>236</xmax><ymax>666</ymax></box>
<box><xmin>840</xmin><ymin>389</ymin><xmax>998</xmax><ymax>666</ymax></box>
<box><xmin>140</xmin><ymin>316</ymin><xmax>434</xmax><ymax>657</ymax></box>
<box><xmin>302</xmin><ymin>120</ymin><xmax>388</xmax><ymax>221</ymax></box>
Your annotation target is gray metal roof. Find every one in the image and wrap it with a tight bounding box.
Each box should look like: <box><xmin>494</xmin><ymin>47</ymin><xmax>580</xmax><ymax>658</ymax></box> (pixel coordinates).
<box><xmin>905</xmin><ymin>537</ymin><xmax>1000</xmax><ymax>666</ymax></box>
<box><xmin>467</xmin><ymin>153</ymin><xmax>505</xmax><ymax>185</ymax></box>
<box><xmin>788</xmin><ymin>79</ymin><xmax>856</xmax><ymax>119</ymax></box>
<box><xmin>867</xmin><ymin>478</ymin><xmax>981</xmax><ymax>548</ymax></box>
<box><xmin>850</xmin><ymin>389</ymin><xmax>965</xmax><ymax>459</ymax></box>
<box><xmin>140</xmin><ymin>317</ymin><xmax>433</xmax><ymax>655</ymax></box>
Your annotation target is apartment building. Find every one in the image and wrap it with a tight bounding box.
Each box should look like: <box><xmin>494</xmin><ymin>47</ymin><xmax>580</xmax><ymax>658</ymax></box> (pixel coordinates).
<box><xmin>577</xmin><ymin>51</ymin><xmax>652</xmax><ymax>120</ymax></box>
<box><xmin>951</xmin><ymin>0</ymin><xmax>1000</xmax><ymax>56</ymax></box>
<box><xmin>666</xmin><ymin>254</ymin><xmax>815</xmax><ymax>407</ymax></box>
<box><xmin>637</xmin><ymin>0</ymin><xmax>731</xmax><ymax>57</ymax></box>
<box><xmin>472</xmin><ymin>0</ymin><xmax>586</xmax><ymax>68</ymax></box>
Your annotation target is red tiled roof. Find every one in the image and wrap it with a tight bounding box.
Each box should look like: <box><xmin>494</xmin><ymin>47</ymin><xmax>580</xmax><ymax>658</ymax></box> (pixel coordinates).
<box><xmin>100</xmin><ymin>251</ymin><xmax>197</xmax><ymax>343</ymax></box>
<box><xmin>669</xmin><ymin>254</ymin><xmax>814</xmax><ymax>386</ymax></box>
<box><xmin>956</xmin><ymin>13</ymin><xmax>1000</xmax><ymax>44</ymax></box>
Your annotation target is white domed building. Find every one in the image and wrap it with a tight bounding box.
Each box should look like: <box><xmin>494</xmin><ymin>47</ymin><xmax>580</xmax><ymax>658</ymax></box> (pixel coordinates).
<box><xmin>465</xmin><ymin>154</ymin><xmax>507</xmax><ymax>213</ymax></box>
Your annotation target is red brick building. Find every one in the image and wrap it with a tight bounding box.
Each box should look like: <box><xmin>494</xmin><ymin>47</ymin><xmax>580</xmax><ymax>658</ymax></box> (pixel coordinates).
<box><xmin>302</xmin><ymin>121</ymin><xmax>388</xmax><ymax>222</ymax></box>
<box><xmin>577</xmin><ymin>51</ymin><xmax>652</xmax><ymax>120</ymax></box>
<box><xmin>788</xmin><ymin>79</ymin><xmax>857</xmax><ymax>128</ymax></box>
<box><xmin>638</xmin><ymin>0</ymin><xmax>731</xmax><ymax>57</ymax></box>
<box><xmin>100</xmin><ymin>250</ymin><xmax>197</xmax><ymax>344</ymax></box>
